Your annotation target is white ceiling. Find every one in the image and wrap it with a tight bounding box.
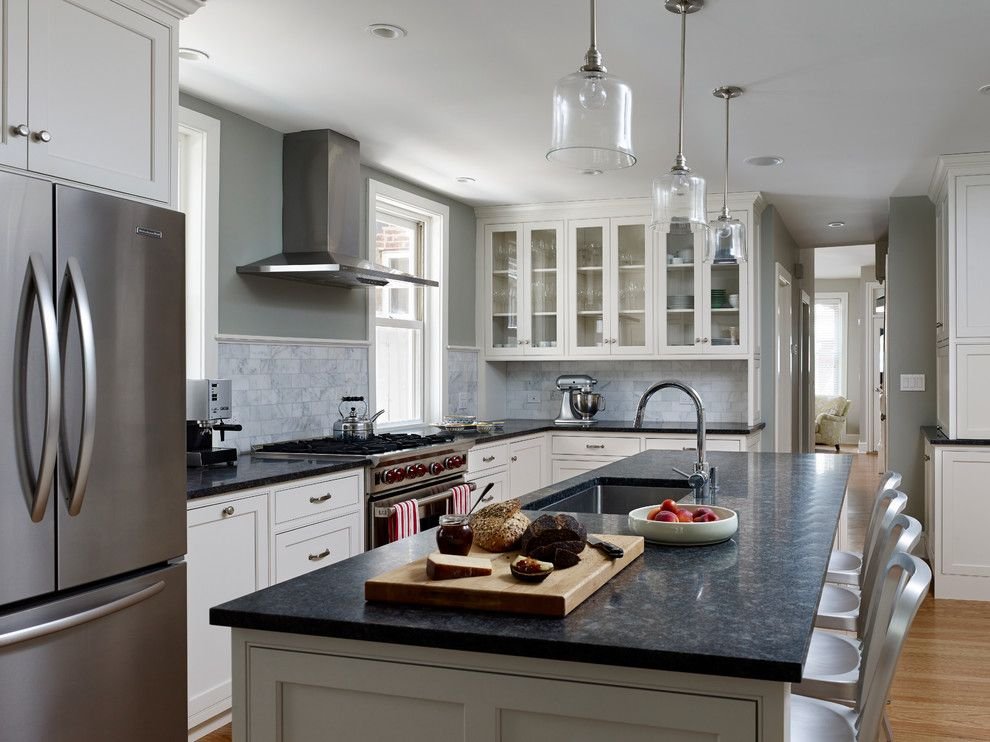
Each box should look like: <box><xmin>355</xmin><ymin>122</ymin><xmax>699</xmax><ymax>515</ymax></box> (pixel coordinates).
<box><xmin>178</xmin><ymin>0</ymin><xmax>990</xmax><ymax>248</ymax></box>
<box><xmin>814</xmin><ymin>244</ymin><xmax>876</xmax><ymax>280</ymax></box>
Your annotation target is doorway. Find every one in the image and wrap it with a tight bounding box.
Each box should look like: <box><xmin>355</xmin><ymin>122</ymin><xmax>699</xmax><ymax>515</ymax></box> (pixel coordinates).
<box><xmin>800</xmin><ymin>291</ymin><xmax>812</xmax><ymax>452</ymax></box>
<box><xmin>775</xmin><ymin>263</ymin><xmax>794</xmax><ymax>452</ymax></box>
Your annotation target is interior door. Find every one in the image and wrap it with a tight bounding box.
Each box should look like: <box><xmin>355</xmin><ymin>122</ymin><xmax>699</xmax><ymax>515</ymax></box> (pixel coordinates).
<box><xmin>55</xmin><ymin>186</ymin><xmax>186</xmax><ymax>589</ymax></box>
<box><xmin>0</xmin><ymin>172</ymin><xmax>55</xmax><ymax>606</ymax></box>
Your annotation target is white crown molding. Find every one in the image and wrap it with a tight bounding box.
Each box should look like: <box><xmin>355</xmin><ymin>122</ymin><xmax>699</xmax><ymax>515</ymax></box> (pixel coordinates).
<box><xmin>216</xmin><ymin>333</ymin><xmax>371</xmax><ymax>347</ymax></box>
<box><xmin>928</xmin><ymin>152</ymin><xmax>990</xmax><ymax>203</ymax></box>
<box><xmin>474</xmin><ymin>192</ymin><xmax>765</xmax><ymax>222</ymax></box>
<box><xmin>142</xmin><ymin>0</ymin><xmax>207</xmax><ymax>19</ymax></box>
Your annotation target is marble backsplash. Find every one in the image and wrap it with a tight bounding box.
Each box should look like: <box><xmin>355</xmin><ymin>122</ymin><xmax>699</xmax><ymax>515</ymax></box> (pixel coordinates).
<box><xmin>502</xmin><ymin>360</ymin><xmax>748</xmax><ymax>423</ymax></box>
<box><xmin>447</xmin><ymin>349</ymin><xmax>479</xmax><ymax>417</ymax></box>
<box><xmin>217</xmin><ymin>341</ymin><xmax>370</xmax><ymax>452</ymax></box>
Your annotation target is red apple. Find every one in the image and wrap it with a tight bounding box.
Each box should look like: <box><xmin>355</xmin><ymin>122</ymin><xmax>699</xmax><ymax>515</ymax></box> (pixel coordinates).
<box><xmin>660</xmin><ymin>498</ymin><xmax>680</xmax><ymax>513</ymax></box>
<box><xmin>647</xmin><ymin>506</ymin><xmax>664</xmax><ymax>521</ymax></box>
<box><xmin>654</xmin><ymin>511</ymin><xmax>679</xmax><ymax>523</ymax></box>
<box><xmin>694</xmin><ymin>512</ymin><xmax>719</xmax><ymax>523</ymax></box>
<box><xmin>676</xmin><ymin>510</ymin><xmax>694</xmax><ymax>523</ymax></box>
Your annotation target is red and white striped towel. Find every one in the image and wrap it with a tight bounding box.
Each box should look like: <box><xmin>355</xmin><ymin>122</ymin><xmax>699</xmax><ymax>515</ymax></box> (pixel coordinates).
<box><xmin>388</xmin><ymin>499</ymin><xmax>420</xmax><ymax>543</ymax></box>
<box><xmin>447</xmin><ymin>484</ymin><xmax>472</xmax><ymax>515</ymax></box>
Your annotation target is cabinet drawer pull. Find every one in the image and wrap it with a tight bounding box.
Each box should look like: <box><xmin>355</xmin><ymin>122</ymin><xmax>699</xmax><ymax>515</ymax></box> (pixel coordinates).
<box><xmin>32</xmin><ymin>130</ymin><xmax>52</xmax><ymax>143</ymax></box>
<box><xmin>11</xmin><ymin>124</ymin><xmax>28</xmax><ymax>138</ymax></box>
<box><xmin>586</xmin><ymin>443</ymin><xmax>606</xmax><ymax>449</ymax></box>
<box><xmin>936</xmin><ymin>322</ymin><xmax>943</xmax><ymax>328</ymax></box>
<box><xmin>510</xmin><ymin>455</ymin><xmax>518</xmax><ymax>462</ymax></box>
<box><xmin>308</xmin><ymin>548</ymin><xmax>331</xmax><ymax>562</ymax></box>
<box><xmin>481</xmin><ymin>494</ymin><xmax>495</xmax><ymax>502</ymax></box>
<box><xmin>310</xmin><ymin>493</ymin><xmax>332</xmax><ymax>504</ymax></box>
<box><xmin>482</xmin><ymin>455</ymin><xmax>496</xmax><ymax>463</ymax></box>
<box><xmin>924</xmin><ymin>454</ymin><xmax>931</xmax><ymax>462</ymax></box>
<box><xmin>221</xmin><ymin>506</ymin><xmax>234</xmax><ymax>516</ymax></box>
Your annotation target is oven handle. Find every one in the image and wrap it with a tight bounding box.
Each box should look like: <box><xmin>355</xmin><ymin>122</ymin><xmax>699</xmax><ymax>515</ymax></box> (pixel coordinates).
<box><xmin>373</xmin><ymin>481</ymin><xmax>477</xmax><ymax>519</ymax></box>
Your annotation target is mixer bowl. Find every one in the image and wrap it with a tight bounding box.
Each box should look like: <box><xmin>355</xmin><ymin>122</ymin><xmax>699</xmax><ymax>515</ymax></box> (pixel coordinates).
<box><xmin>572</xmin><ymin>391</ymin><xmax>605</xmax><ymax>419</ymax></box>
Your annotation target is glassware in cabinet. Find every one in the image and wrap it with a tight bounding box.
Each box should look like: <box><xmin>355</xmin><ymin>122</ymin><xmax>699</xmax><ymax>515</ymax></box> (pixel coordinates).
<box><xmin>572</xmin><ymin>222</ymin><xmax>608</xmax><ymax>352</ymax></box>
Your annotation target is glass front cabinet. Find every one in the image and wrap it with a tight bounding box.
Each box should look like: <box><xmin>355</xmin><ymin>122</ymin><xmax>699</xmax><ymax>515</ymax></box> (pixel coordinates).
<box><xmin>485</xmin><ymin>222</ymin><xmax>564</xmax><ymax>356</ymax></box>
<box><xmin>567</xmin><ymin>217</ymin><xmax>653</xmax><ymax>356</ymax></box>
<box><xmin>658</xmin><ymin>209</ymin><xmax>750</xmax><ymax>355</ymax></box>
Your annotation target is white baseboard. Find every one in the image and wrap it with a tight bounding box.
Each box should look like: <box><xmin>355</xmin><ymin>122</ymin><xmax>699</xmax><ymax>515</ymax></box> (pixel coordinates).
<box><xmin>841</xmin><ymin>433</ymin><xmax>859</xmax><ymax>445</ymax></box>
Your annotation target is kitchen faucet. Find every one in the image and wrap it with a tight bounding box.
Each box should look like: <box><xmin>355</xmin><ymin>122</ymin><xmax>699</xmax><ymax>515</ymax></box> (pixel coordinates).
<box><xmin>633</xmin><ymin>380</ymin><xmax>717</xmax><ymax>500</ymax></box>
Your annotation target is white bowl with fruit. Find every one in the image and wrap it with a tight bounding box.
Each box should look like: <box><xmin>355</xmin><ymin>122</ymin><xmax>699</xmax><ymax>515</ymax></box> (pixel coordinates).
<box><xmin>628</xmin><ymin>499</ymin><xmax>738</xmax><ymax>546</ymax></box>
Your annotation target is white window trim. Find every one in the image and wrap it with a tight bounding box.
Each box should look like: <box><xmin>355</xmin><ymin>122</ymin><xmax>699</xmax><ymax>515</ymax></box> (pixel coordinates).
<box><xmin>815</xmin><ymin>291</ymin><xmax>848</xmax><ymax>398</ymax></box>
<box><xmin>178</xmin><ymin>105</ymin><xmax>220</xmax><ymax>379</ymax></box>
<box><xmin>367</xmin><ymin>179</ymin><xmax>449</xmax><ymax>429</ymax></box>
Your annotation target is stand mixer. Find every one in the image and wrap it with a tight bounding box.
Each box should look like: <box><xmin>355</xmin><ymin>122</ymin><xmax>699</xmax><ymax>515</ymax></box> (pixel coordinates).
<box><xmin>554</xmin><ymin>374</ymin><xmax>606</xmax><ymax>425</ymax></box>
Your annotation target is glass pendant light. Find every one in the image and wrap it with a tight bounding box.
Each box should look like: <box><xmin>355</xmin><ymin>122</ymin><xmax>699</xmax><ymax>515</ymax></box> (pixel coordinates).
<box><xmin>547</xmin><ymin>0</ymin><xmax>635</xmax><ymax>173</ymax></box>
<box><xmin>651</xmin><ymin>0</ymin><xmax>706</xmax><ymax>231</ymax></box>
<box><xmin>708</xmin><ymin>86</ymin><xmax>747</xmax><ymax>263</ymax></box>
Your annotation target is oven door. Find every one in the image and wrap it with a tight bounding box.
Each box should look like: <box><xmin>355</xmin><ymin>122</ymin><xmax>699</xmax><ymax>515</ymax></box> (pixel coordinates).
<box><xmin>368</xmin><ymin>474</ymin><xmax>473</xmax><ymax>550</ymax></box>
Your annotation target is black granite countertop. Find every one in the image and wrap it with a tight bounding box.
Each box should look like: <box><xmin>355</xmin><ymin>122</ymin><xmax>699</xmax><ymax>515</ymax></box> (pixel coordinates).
<box><xmin>922</xmin><ymin>425</ymin><xmax>990</xmax><ymax>446</ymax></box>
<box><xmin>211</xmin><ymin>449</ymin><xmax>850</xmax><ymax>683</ymax></box>
<box><xmin>401</xmin><ymin>418</ymin><xmax>766</xmax><ymax>445</ymax></box>
<box><xmin>187</xmin><ymin>455</ymin><xmax>370</xmax><ymax>499</ymax></box>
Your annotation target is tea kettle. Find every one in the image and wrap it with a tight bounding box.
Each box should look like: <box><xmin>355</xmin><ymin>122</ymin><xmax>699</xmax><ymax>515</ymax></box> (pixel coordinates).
<box><xmin>333</xmin><ymin>396</ymin><xmax>386</xmax><ymax>440</ymax></box>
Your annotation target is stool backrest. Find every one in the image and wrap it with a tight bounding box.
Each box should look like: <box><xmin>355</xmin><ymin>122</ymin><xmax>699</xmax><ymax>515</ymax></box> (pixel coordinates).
<box><xmin>856</xmin><ymin>512</ymin><xmax>922</xmax><ymax>639</ymax></box>
<box><xmin>854</xmin><ymin>552</ymin><xmax>931</xmax><ymax>742</ymax></box>
<box><xmin>860</xmin><ymin>491</ymin><xmax>909</xmax><ymax>587</ymax></box>
<box><xmin>860</xmin><ymin>476</ymin><xmax>905</xmax><ymax>570</ymax></box>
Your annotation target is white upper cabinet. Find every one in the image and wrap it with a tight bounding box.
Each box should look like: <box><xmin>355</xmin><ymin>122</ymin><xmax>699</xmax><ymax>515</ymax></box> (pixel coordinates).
<box><xmin>954</xmin><ymin>174</ymin><xmax>990</xmax><ymax>339</ymax></box>
<box><xmin>0</xmin><ymin>0</ymin><xmax>187</xmax><ymax>203</ymax></box>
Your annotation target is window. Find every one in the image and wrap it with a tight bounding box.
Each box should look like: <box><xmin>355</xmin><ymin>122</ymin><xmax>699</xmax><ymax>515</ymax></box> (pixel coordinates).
<box><xmin>368</xmin><ymin>181</ymin><xmax>448</xmax><ymax>428</ymax></box>
<box><xmin>815</xmin><ymin>292</ymin><xmax>847</xmax><ymax>397</ymax></box>
<box><xmin>178</xmin><ymin>106</ymin><xmax>220</xmax><ymax>379</ymax></box>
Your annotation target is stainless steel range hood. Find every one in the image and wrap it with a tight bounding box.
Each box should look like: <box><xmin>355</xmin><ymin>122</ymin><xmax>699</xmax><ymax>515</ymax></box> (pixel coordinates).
<box><xmin>236</xmin><ymin>129</ymin><xmax>437</xmax><ymax>288</ymax></box>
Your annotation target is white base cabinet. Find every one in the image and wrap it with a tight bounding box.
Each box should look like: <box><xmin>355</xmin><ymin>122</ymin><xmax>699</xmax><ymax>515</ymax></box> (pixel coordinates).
<box><xmin>925</xmin><ymin>442</ymin><xmax>990</xmax><ymax>600</ymax></box>
<box><xmin>186</xmin><ymin>467</ymin><xmax>365</xmax><ymax>738</ymax></box>
<box><xmin>231</xmin><ymin>631</ymin><xmax>787</xmax><ymax>742</ymax></box>
<box><xmin>468</xmin><ymin>435</ymin><xmax>549</xmax><ymax>502</ymax></box>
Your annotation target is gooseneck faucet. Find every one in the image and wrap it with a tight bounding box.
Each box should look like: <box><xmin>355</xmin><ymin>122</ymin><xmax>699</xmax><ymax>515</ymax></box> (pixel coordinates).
<box><xmin>633</xmin><ymin>379</ymin><xmax>715</xmax><ymax>499</ymax></box>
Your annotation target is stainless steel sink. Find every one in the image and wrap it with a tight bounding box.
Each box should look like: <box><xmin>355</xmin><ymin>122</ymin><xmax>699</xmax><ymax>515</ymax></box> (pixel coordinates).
<box><xmin>538</xmin><ymin>482</ymin><xmax>694</xmax><ymax>515</ymax></box>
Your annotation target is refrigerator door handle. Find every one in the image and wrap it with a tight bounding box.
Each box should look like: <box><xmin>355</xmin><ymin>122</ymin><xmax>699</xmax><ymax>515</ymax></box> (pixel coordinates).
<box><xmin>57</xmin><ymin>257</ymin><xmax>97</xmax><ymax>517</ymax></box>
<box><xmin>0</xmin><ymin>580</ymin><xmax>165</xmax><ymax>649</ymax></box>
<box><xmin>14</xmin><ymin>253</ymin><xmax>61</xmax><ymax>522</ymax></box>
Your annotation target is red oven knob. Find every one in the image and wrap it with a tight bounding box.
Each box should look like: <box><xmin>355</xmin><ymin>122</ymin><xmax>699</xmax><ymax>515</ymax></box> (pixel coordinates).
<box><xmin>416</xmin><ymin>464</ymin><xmax>428</xmax><ymax>476</ymax></box>
<box><xmin>393</xmin><ymin>467</ymin><xmax>406</xmax><ymax>482</ymax></box>
<box><xmin>383</xmin><ymin>469</ymin><xmax>397</xmax><ymax>484</ymax></box>
<box><xmin>429</xmin><ymin>462</ymin><xmax>445</xmax><ymax>475</ymax></box>
<box><xmin>406</xmin><ymin>465</ymin><xmax>419</xmax><ymax>478</ymax></box>
<box><xmin>444</xmin><ymin>456</ymin><xmax>463</xmax><ymax>469</ymax></box>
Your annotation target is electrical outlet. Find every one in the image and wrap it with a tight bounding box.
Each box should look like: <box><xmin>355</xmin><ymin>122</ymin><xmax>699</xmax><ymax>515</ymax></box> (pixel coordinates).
<box><xmin>899</xmin><ymin>374</ymin><xmax>926</xmax><ymax>392</ymax></box>
<box><xmin>525</xmin><ymin>392</ymin><xmax>540</xmax><ymax>405</ymax></box>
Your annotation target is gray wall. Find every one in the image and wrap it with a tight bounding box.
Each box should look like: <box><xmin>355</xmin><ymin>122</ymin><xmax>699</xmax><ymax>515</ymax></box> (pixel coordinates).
<box><xmin>760</xmin><ymin>206</ymin><xmax>814</xmax><ymax>451</ymax></box>
<box><xmin>886</xmin><ymin>196</ymin><xmax>936</xmax><ymax>524</ymax></box>
<box><xmin>179</xmin><ymin>94</ymin><xmax>476</xmax><ymax>345</ymax></box>
<box><xmin>814</xmin><ymin>277</ymin><xmax>865</xmax><ymax>436</ymax></box>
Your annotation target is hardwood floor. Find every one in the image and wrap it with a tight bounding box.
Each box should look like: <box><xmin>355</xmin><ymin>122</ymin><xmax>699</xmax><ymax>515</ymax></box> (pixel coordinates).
<box><xmin>197</xmin><ymin>450</ymin><xmax>990</xmax><ymax>741</ymax></box>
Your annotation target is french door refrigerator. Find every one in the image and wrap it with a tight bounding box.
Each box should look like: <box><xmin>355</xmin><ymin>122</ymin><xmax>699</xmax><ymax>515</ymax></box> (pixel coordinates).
<box><xmin>0</xmin><ymin>172</ymin><xmax>187</xmax><ymax>741</ymax></box>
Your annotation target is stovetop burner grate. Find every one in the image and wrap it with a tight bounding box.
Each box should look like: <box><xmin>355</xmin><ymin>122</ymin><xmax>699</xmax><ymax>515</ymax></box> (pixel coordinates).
<box><xmin>254</xmin><ymin>432</ymin><xmax>456</xmax><ymax>456</ymax></box>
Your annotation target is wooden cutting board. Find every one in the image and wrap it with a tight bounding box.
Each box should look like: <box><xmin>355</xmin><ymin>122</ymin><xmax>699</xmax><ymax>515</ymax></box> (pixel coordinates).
<box><xmin>364</xmin><ymin>534</ymin><xmax>644</xmax><ymax>617</ymax></box>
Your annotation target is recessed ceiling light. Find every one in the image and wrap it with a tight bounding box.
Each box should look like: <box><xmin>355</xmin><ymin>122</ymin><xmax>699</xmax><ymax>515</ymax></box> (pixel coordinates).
<box><xmin>366</xmin><ymin>23</ymin><xmax>406</xmax><ymax>40</ymax></box>
<box><xmin>178</xmin><ymin>47</ymin><xmax>210</xmax><ymax>62</ymax></box>
<box><xmin>745</xmin><ymin>155</ymin><xmax>784</xmax><ymax>167</ymax></box>
<box><xmin>455</xmin><ymin>176</ymin><xmax>476</xmax><ymax>183</ymax></box>
<box><xmin>979</xmin><ymin>84</ymin><xmax>990</xmax><ymax>95</ymax></box>
<box><xmin>827</xmin><ymin>221</ymin><xmax>846</xmax><ymax>228</ymax></box>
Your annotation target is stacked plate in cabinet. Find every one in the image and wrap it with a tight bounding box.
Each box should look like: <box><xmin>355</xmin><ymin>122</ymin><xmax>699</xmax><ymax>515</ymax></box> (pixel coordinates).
<box><xmin>667</xmin><ymin>295</ymin><xmax>694</xmax><ymax>310</ymax></box>
<box><xmin>710</xmin><ymin>289</ymin><xmax>729</xmax><ymax>309</ymax></box>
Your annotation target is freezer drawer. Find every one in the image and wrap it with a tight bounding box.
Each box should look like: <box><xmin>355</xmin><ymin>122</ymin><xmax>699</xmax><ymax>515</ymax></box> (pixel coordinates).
<box><xmin>0</xmin><ymin>562</ymin><xmax>186</xmax><ymax>741</ymax></box>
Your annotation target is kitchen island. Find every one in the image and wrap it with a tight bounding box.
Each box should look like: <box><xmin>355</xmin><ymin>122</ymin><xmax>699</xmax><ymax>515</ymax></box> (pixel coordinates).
<box><xmin>212</xmin><ymin>450</ymin><xmax>851</xmax><ymax>741</ymax></box>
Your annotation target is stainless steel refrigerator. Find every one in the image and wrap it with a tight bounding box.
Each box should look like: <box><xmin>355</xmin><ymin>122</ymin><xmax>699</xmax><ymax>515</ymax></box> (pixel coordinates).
<box><xmin>0</xmin><ymin>172</ymin><xmax>187</xmax><ymax>740</ymax></box>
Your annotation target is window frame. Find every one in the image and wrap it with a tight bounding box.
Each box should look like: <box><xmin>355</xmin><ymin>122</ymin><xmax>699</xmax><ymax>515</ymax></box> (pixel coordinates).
<box><xmin>178</xmin><ymin>105</ymin><xmax>221</xmax><ymax>380</ymax></box>
<box><xmin>367</xmin><ymin>179</ymin><xmax>449</xmax><ymax>430</ymax></box>
<box><xmin>814</xmin><ymin>291</ymin><xmax>848</xmax><ymax>398</ymax></box>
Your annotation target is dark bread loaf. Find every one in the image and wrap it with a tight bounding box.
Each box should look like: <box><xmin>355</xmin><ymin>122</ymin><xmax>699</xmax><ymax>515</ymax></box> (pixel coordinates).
<box><xmin>528</xmin><ymin>544</ymin><xmax>583</xmax><ymax>569</ymax></box>
<box><xmin>520</xmin><ymin>514</ymin><xmax>587</xmax><ymax>555</ymax></box>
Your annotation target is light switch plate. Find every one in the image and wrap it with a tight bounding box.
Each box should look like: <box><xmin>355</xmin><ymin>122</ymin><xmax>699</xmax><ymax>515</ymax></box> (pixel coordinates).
<box><xmin>525</xmin><ymin>392</ymin><xmax>540</xmax><ymax>405</ymax></box>
<box><xmin>899</xmin><ymin>374</ymin><xmax>926</xmax><ymax>392</ymax></box>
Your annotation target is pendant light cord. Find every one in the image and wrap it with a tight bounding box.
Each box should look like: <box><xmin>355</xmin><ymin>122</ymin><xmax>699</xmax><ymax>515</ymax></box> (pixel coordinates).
<box><xmin>674</xmin><ymin>9</ymin><xmax>687</xmax><ymax>170</ymax></box>
<box><xmin>722</xmin><ymin>94</ymin><xmax>730</xmax><ymax>218</ymax></box>
<box><xmin>590</xmin><ymin>0</ymin><xmax>597</xmax><ymax>50</ymax></box>
<box><xmin>583</xmin><ymin>0</ymin><xmax>605</xmax><ymax>72</ymax></box>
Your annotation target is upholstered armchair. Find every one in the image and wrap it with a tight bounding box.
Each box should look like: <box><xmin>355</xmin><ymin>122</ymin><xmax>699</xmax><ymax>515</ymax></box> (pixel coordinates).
<box><xmin>815</xmin><ymin>395</ymin><xmax>851</xmax><ymax>452</ymax></box>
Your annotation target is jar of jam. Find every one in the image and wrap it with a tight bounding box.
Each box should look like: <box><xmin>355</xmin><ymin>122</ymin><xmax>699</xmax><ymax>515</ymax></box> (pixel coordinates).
<box><xmin>436</xmin><ymin>514</ymin><xmax>473</xmax><ymax>556</ymax></box>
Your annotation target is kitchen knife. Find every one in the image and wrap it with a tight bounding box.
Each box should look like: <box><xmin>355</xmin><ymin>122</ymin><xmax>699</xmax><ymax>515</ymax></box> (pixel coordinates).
<box><xmin>586</xmin><ymin>535</ymin><xmax>624</xmax><ymax>559</ymax></box>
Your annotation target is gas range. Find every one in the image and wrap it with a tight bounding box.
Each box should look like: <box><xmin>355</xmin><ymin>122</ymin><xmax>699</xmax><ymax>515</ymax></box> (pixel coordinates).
<box><xmin>251</xmin><ymin>432</ymin><xmax>474</xmax><ymax>496</ymax></box>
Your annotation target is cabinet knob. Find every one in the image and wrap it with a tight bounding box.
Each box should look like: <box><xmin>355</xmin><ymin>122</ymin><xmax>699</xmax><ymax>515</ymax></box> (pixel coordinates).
<box><xmin>221</xmin><ymin>506</ymin><xmax>234</xmax><ymax>517</ymax></box>
<box><xmin>510</xmin><ymin>455</ymin><xmax>518</xmax><ymax>462</ymax></box>
<box><xmin>307</xmin><ymin>548</ymin><xmax>331</xmax><ymax>562</ymax></box>
<box><xmin>310</xmin><ymin>493</ymin><xmax>332</xmax><ymax>504</ymax></box>
<box><xmin>10</xmin><ymin>124</ymin><xmax>29</xmax><ymax>138</ymax></box>
<box><xmin>481</xmin><ymin>494</ymin><xmax>494</xmax><ymax>502</ymax></box>
<box><xmin>33</xmin><ymin>130</ymin><xmax>52</xmax><ymax>143</ymax></box>
<box><xmin>703</xmin><ymin>337</ymin><xmax>710</xmax><ymax>343</ymax></box>
<box><xmin>611</xmin><ymin>338</ymin><xmax>617</xmax><ymax>344</ymax></box>
<box><xmin>695</xmin><ymin>337</ymin><xmax>702</xmax><ymax>344</ymax></box>
<box><xmin>924</xmin><ymin>454</ymin><xmax>931</xmax><ymax>461</ymax></box>
<box><xmin>936</xmin><ymin>322</ymin><xmax>943</xmax><ymax>328</ymax></box>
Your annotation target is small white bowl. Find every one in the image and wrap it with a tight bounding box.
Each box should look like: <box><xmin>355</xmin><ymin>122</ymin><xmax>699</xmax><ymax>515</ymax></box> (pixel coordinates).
<box><xmin>628</xmin><ymin>504</ymin><xmax>738</xmax><ymax>546</ymax></box>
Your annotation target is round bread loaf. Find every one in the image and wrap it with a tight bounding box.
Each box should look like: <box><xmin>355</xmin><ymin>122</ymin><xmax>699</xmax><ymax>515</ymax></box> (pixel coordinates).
<box><xmin>470</xmin><ymin>499</ymin><xmax>529</xmax><ymax>552</ymax></box>
<box><xmin>520</xmin><ymin>514</ymin><xmax>587</xmax><ymax>556</ymax></box>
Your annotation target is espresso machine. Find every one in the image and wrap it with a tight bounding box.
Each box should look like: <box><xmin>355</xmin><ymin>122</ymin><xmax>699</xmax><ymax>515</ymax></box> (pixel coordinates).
<box><xmin>186</xmin><ymin>378</ymin><xmax>242</xmax><ymax>467</ymax></box>
<box><xmin>554</xmin><ymin>374</ymin><xmax>605</xmax><ymax>425</ymax></box>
